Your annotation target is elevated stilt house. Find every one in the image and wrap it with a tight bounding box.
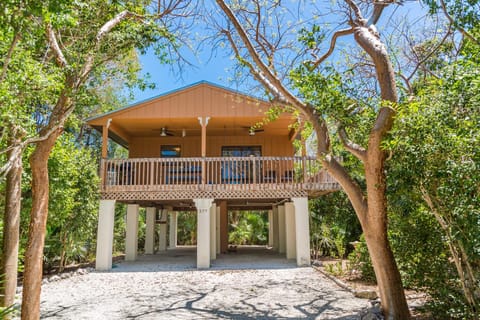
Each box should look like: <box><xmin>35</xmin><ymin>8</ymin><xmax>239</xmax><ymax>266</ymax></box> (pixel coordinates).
<box><xmin>87</xmin><ymin>81</ymin><xmax>339</xmax><ymax>270</ymax></box>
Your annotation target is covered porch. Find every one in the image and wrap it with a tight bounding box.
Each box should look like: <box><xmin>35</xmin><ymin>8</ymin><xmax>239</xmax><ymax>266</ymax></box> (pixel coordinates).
<box><xmin>100</xmin><ymin>156</ymin><xmax>338</xmax><ymax>196</ymax></box>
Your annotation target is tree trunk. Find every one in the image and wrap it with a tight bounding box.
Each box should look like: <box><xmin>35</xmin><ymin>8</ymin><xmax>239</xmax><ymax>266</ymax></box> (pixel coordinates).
<box><xmin>21</xmin><ymin>129</ymin><xmax>61</xmax><ymax>320</ymax></box>
<box><xmin>364</xmin><ymin>228</ymin><xmax>410</xmax><ymax>319</ymax></box>
<box><xmin>354</xmin><ymin>19</ymin><xmax>410</xmax><ymax>319</ymax></box>
<box><xmin>363</xmin><ymin>150</ymin><xmax>410</xmax><ymax>319</ymax></box>
<box><xmin>0</xmin><ymin>135</ymin><xmax>23</xmax><ymax>311</ymax></box>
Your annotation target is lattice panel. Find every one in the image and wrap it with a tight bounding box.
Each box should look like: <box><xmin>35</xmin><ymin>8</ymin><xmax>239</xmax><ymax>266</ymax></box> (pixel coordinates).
<box><xmin>101</xmin><ymin>189</ymin><xmax>310</xmax><ymax>201</ymax></box>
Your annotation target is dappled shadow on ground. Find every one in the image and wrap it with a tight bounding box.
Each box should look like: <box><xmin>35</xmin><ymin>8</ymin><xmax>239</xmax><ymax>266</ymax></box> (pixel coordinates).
<box><xmin>122</xmin><ymin>288</ymin><xmax>356</xmax><ymax>319</ymax></box>
<box><xmin>42</xmin><ymin>281</ymin><xmax>365</xmax><ymax>320</ymax></box>
<box><xmin>40</xmin><ymin>247</ymin><xmax>370</xmax><ymax>319</ymax></box>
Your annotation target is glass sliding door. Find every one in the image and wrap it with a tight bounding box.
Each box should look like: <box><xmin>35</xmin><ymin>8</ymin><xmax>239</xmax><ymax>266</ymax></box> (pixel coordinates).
<box><xmin>221</xmin><ymin>146</ymin><xmax>261</xmax><ymax>157</ymax></box>
<box><xmin>221</xmin><ymin>146</ymin><xmax>262</xmax><ymax>183</ymax></box>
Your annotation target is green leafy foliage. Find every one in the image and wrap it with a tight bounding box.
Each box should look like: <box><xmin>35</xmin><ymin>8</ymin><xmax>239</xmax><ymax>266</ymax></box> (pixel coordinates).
<box><xmin>1</xmin><ymin>0</ymin><xmax>182</xmax><ymax>284</ymax></box>
<box><xmin>298</xmin><ymin>24</ymin><xmax>326</xmax><ymax>50</ymax></box>
<box><xmin>387</xmin><ymin>56</ymin><xmax>480</xmax><ymax>318</ymax></box>
<box><xmin>229</xmin><ymin>211</ymin><xmax>268</xmax><ymax>245</ymax></box>
<box><xmin>177</xmin><ymin>212</ymin><xmax>197</xmax><ymax>245</ymax></box>
<box><xmin>347</xmin><ymin>235</ymin><xmax>376</xmax><ymax>283</ymax></box>
<box><xmin>113</xmin><ymin>204</ymin><xmax>127</xmax><ymax>254</ymax></box>
<box><xmin>424</xmin><ymin>0</ymin><xmax>480</xmax><ymax>31</ymax></box>
<box><xmin>18</xmin><ymin>134</ymin><xmax>100</xmax><ymax>270</ymax></box>
<box><xmin>0</xmin><ymin>302</ymin><xmax>17</xmax><ymax>318</ymax></box>
<box><xmin>388</xmin><ymin>206</ymin><xmax>452</xmax><ymax>288</ymax></box>
<box><xmin>310</xmin><ymin>191</ymin><xmax>361</xmax><ymax>259</ymax></box>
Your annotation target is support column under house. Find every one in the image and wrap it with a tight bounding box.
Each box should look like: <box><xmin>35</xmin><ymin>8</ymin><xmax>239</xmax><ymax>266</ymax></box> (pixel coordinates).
<box><xmin>194</xmin><ymin>198</ymin><xmax>214</xmax><ymax>269</ymax></box>
<box><xmin>95</xmin><ymin>200</ymin><xmax>116</xmax><ymax>270</ymax></box>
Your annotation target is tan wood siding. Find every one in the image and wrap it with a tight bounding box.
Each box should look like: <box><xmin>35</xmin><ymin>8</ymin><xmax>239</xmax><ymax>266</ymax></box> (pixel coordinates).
<box><xmin>105</xmin><ymin>85</ymin><xmax>269</xmax><ymax>121</ymax></box>
<box><xmin>129</xmin><ymin>134</ymin><xmax>293</xmax><ymax>158</ymax></box>
<box><xmin>87</xmin><ymin>82</ymin><xmax>297</xmax><ymax>154</ymax></box>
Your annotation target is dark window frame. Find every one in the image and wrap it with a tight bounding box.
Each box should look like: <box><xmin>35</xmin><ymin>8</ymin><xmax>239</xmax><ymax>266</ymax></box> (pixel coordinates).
<box><xmin>221</xmin><ymin>146</ymin><xmax>262</xmax><ymax>157</ymax></box>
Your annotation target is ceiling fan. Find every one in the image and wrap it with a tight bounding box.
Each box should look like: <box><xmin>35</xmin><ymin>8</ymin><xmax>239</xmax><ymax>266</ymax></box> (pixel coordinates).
<box><xmin>152</xmin><ymin>127</ymin><xmax>175</xmax><ymax>137</ymax></box>
<box><xmin>242</xmin><ymin>126</ymin><xmax>265</xmax><ymax>136</ymax></box>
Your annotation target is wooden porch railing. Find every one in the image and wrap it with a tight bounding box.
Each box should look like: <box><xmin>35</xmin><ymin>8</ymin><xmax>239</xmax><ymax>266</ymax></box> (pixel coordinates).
<box><xmin>100</xmin><ymin>157</ymin><xmax>339</xmax><ymax>193</ymax></box>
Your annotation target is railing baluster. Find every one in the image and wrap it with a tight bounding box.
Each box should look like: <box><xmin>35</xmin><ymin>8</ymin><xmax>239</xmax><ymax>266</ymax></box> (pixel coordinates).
<box><xmin>139</xmin><ymin>160</ymin><xmax>142</xmax><ymax>186</ymax></box>
<box><xmin>134</xmin><ymin>160</ymin><xmax>138</xmax><ymax>186</ymax></box>
<box><xmin>136</xmin><ymin>160</ymin><xmax>139</xmax><ymax>186</ymax></box>
<box><xmin>100</xmin><ymin>156</ymin><xmax>339</xmax><ymax>193</ymax></box>
<box><xmin>137</xmin><ymin>160</ymin><xmax>140</xmax><ymax>186</ymax></box>
<box><xmin>130</xmin><ymin>160</ymin><xmax>134</xmax><ymax>186</ymax></box>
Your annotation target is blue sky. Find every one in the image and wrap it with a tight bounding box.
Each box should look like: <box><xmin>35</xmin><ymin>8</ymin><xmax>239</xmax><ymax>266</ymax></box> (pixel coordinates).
<box><xmin>131</xmin><ymin>1</ymin><xmax>429</xmax><ymax>104</ymax></box>
<box><xmin>133</xmin><ymin>43</ymin><xmax>237</xmax><ymax>102</ymax></box>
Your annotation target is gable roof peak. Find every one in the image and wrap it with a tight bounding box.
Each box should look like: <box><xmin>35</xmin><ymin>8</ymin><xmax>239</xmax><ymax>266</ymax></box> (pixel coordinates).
<box><xmin>85</xmin><ymin>80</ymin><xmax>268</xmax><ymax>122</ymax></box>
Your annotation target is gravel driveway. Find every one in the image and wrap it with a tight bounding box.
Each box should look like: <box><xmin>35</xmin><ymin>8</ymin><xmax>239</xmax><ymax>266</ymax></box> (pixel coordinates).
<box><xmin>39</xmin><ymin>247</ymin><xmax>371</xmax><ymax>319</ymax></box>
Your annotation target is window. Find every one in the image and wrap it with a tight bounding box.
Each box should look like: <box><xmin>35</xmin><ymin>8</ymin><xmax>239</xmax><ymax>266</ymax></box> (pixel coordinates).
<box><xmin>161</xmin><ymin>145</ymin><xmax>181</xmax><ymax>158</ymax></box>
<box><xmin>221</xmin><ymin>146</ymin><xmax>262</xmax><ymax>157</ymax></box>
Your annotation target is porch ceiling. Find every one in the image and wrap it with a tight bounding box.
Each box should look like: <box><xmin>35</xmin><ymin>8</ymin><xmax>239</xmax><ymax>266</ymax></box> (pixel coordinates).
<box><xmin>111</xmin><ymin>116</ymin><xmax>294</xmax><ymax>138</ymax></box>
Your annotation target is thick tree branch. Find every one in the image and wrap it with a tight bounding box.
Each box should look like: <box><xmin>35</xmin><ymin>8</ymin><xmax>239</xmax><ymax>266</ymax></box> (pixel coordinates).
<box><xmin>216</xmin><ymin>0</ymin><xmax>338</xmax><ymax>159</ymax></box>
<box><xmin>344</xmin><ymin>0</ymin><xmax>364</xmax><ymax>23</ymax></box>
<box><xmin>0</xmin><ymin>86</ymin><xmax>75</xmax><ymax>180</ymax></box>
<box><xmin>368</xmin><ymin>1</ymin><xmax>398</xmax><ymax>25</ymax></box>
<box><xmin>338</xmin><ymin>126</ymin><xmax>367</xmax><ymax>162</ymax></box>
<box><xmin>323</xmin><ymin>156</ymin><xmax>368</xmax><ymax>223</ymax></box>
<box><xmin>216</xmin><ymin>1</ymin><xmax>310</xmax><ymax>114</ymax></box>
<box><xmin>46</xmin><ymin>24</ymin><xmax>68</xmax><ymax>68</ymax></box>
<box><xmin>310</xmin><ymin>28</ymin><xmax>354</xmax><ymax>70</ymax></box>
<box><xmin>78</xmin><ymin>10</ymin><xmax>139</xmax><ymax>84</ymax></box>
<box><xmin>0</xmin><ymin>115</ymin><xmax>68</xmax><ymax>160</ymax></box>
<box><xmin>349</xmin><ymin>11</ymin><xmax>397</xmax><ymax>147</ymax></box>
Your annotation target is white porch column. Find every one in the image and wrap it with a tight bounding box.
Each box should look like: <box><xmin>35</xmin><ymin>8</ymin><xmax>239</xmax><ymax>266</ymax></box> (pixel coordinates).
<box><xmin>96</xmin><ymin>200</ymin><xmax>116</xmax><ymax>270</ymax></box>
<box><xmin>278</xmin><ymin>205</ymin><xmax>286</xmax><ymax>254</ymax></box>
<box><xmin>125</xmin><ymin>204</ymin><xmax>139</xmax><ymax>261</ymax></box>
<box><xmin>145</xmin><ymin>207</ymin><xmax>156</xmax><ymax>254</ymax></box>
<box><xmin>210</xmin><ymin>203</ymin><xmax>217</xmax><ymax>260</ymax></box>
<box><xmin>169</xmin><ymin>211</ymin><xmax>178</xmax><ymax>249</ymax></box>
<box><xmin>158</xmin><ymin>209</ymin><xmax>168</xmax><ymax>251</ymax></box>
<box><xmin>293</xmin><ymin>197</ymin><xmax>311</xmax><ymax>266</ymax></box>
<box><xmin>194</xmin><ymin>198</ymin><xmax>213</xmax><ymax>269</ymax></box>
<box><xmin>272</xmin><ymin>206</ymin><xmax>279</xmax><ymax>251</ymax></box>
<box><xmin>198</xmin><ymin>117</ymin><xmax>210</xmax><ymax>185</ymax></box>
<box><xmin>268</xmin><ymin>209</ymin><xmax>274</xmax><ymax>247</ymax></box>
<box><xmin>285</xmin><ymin>202</ymin><xmax>297</xmax><ymax>260</ymax></box>
<box><xmin>216</xmin><ymin>206</ymin><xmax>221</xmax><ymax>254</ymax></box>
